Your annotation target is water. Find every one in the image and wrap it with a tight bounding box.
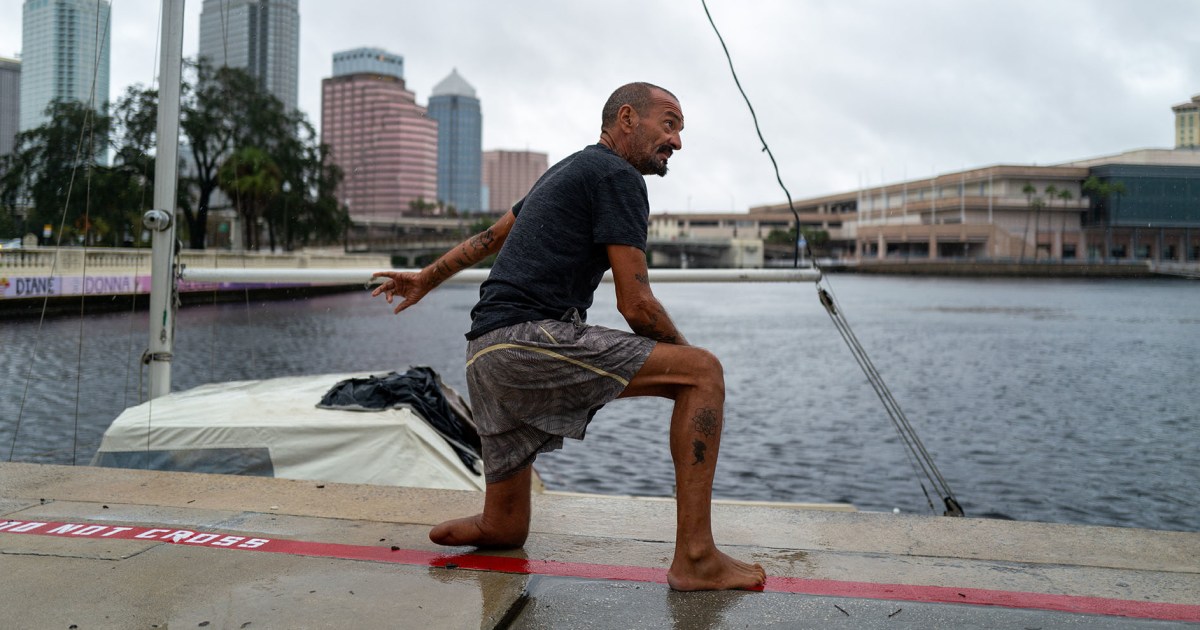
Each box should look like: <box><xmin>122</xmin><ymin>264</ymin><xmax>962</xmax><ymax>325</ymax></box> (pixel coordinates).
<box><xmin>2</xmin><ymin>275</ymin><xmax>1198</xmax><ymax>532</ymax></box>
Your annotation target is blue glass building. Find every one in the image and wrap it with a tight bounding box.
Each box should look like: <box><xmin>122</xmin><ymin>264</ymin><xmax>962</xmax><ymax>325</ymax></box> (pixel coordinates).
<box><xmin>428</xmin><ymin>69</ymin><xmax>482</xmax><ymax>212</ymax></box>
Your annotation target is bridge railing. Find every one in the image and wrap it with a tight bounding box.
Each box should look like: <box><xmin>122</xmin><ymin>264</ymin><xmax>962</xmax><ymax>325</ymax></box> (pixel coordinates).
<box><xmin>0</xmin><ymin>247</ymin><xmax>391</xmax><ymax>299</ymax></box>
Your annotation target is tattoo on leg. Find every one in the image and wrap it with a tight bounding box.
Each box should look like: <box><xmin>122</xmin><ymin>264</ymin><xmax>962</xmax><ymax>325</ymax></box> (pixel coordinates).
<box><xmin>692</xmin><ymin>439</ymin><xmax>707</xmax><ymax>465</ymax></box>
<box><xmin>692</xmin><ymin>408</ymin><xmax>719</xmax><ymax>438</ymax></box>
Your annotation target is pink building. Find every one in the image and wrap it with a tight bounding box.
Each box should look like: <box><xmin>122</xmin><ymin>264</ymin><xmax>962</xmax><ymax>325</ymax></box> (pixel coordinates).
<box><xmin>321</xmin><ymin>60</ymin><xmax>438</xmax><ymax>222</ymax></box>
<box><xmin>483</xmin><ymin>149</ymin><xmax>549</xmax><ymax>212</ymax></box>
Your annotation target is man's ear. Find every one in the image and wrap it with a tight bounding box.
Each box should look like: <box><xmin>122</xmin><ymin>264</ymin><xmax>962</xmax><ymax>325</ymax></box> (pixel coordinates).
<box><xmin>619</xmin><ymin>103</ymin><xmax>639</xmax><ymax>131</ymax></box>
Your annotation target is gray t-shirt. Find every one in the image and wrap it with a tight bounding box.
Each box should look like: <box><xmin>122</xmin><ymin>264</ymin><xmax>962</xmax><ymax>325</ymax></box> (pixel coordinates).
<box><xmin>467</xmin><ymin>144</ymin><xmax>649</xmax><ymax>339</ymax></box>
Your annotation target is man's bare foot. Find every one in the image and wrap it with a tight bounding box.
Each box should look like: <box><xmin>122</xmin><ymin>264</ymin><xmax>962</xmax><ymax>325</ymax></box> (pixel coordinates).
<box><xmin>667</xmin><ymin>547</ymin><xmax>767</xmax><ymax>591</ymax></box>
<box><xmin>429</xmin><ymin>513</ymin><xmax>528</xmax><ymax>549</ymax></box>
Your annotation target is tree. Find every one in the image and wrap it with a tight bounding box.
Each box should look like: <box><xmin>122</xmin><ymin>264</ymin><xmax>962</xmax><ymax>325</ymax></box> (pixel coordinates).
<box><xmin>1082</xmin><ymin>176</ymin><xmax>1128</xmax><ymax>261</ymax></box>
<box><xmin>2</xmin><ymin>62</ymin><xmax>346</xmax><ymax>251</ymax></box>
<box><xmin>1037</xmin><ymin>185</ymin><xmax>1058</xmax><ymax>261</ymax></box>
<box><xmin>218</xmin><ymin>146</ymin><xmax>282</xmax><ymax>251</ymax></box>
<box><xmin>1020</xmin><ymin>183</ymin><xmax>1038</xmax><ymax>260</ymax></box>
<box><xmin>179</xmin><ymin>62</ymin><xmax>292</xmax><ymax>249</ymax></box>
<box><xmin>408</xmin><ymin>197</ymin><xmax>438</xmax><ymax>216</ymax></box>
<box><xmin>267</xmin><ymin>117</ymin><xmax>349</xmax><ymax>251</ymax></box>
<box><xmin>0</xmin><ymin>100</ymin><xmax>148</xmax><ymax>246</ymax></box>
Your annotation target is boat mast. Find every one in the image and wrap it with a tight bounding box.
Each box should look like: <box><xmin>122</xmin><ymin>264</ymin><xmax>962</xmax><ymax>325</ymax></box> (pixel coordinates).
<box><xmin>144</xmin><ymin>0</ymin><xmax>186</xmax><ymax>399</ymax></box>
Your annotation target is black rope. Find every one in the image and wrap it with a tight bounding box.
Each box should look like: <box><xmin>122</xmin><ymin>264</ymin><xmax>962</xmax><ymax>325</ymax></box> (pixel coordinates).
<box><xmin>701</xmin><ymin>0</ymin><xmax>962</xmax><ymax>516</ymax></box>
<box><xmin>700</xmin><ymin>0</ymin><xmax>805</xmax><ymax>268</ymax></box>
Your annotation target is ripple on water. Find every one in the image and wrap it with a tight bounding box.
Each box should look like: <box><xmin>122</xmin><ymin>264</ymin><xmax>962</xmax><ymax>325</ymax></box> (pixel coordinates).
<box><xmin>3</xmin><ymin>277</ymin><xmax>1198</xmax><ymax>531</ymax></box>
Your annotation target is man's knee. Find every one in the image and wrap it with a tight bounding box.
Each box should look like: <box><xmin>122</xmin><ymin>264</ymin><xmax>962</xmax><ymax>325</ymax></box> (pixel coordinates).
<box><xmin>684</xmin><ymin>346</ymin><xmax>724</xmax><ymax>390</ymax></box>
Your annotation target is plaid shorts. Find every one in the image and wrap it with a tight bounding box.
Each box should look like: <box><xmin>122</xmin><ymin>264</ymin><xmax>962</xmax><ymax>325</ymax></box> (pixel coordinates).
<box><xmin>465</xmin><ymin>312</ymin><xmax>655</xmax><ymax>484</ymax></box>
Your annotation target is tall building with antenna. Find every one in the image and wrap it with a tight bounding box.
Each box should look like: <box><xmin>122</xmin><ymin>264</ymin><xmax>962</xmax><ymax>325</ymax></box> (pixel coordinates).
<box><xmin>18</xmin><ymin>0</ymin><xmax>111</xmax><ymax>133</ymax></box>
<box><xmin>198</xmin><ymin>0</ymin><xmax>300</xmax><ymax>113</ymax></box>
<box><xmin>428</xmin><ymin>69</ymin><xmax>482</xmax><ymax>212</ymax></box>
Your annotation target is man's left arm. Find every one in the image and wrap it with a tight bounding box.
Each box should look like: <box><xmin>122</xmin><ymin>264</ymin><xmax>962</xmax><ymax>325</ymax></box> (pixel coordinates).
<box><xmin>607</xmin><ymin>244</ymin><xmax>688</xmax><ymax>346</ymax></box>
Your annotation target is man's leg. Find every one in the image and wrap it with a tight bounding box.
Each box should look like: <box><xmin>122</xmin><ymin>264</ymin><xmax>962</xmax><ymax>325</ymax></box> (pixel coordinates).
<box><xmin>429</xmin><ymin>465</ymin><xmax>532</xmax><ymax>548</ymax></box>
<box><xmin>620</xmin><ymin>343</ymin><xmax>767</xmax><ymax>591</ymax></box>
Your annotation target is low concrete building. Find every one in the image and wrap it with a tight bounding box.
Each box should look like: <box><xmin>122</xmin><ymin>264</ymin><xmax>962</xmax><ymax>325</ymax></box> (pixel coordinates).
<box><xmin>656</xmin><ymin>148</ymin><xmax>1200</xmax><ymax>265</ymax></box>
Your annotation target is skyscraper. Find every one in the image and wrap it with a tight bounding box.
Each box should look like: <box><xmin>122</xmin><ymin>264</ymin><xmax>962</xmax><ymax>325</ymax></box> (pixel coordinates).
<box><xmin>0</xmin><ymin>57</ymin><xmax>19</xmax><ymax>157</ymax></box>
<box><xmin>19</xmin><ymin>0</ymin><xmax>111</xmax><ymax>132</ymax></box>
<box><xmin>322</xmin><ymin>48</ymin><xmax>438</xmax><ymax>221</ymax></box>
<box><xmin>483</xmin><ymin>149</ymin><xmax>548</xmax><ymax>212</ymax></box>
<box><xmin>428</xmin><ymin>69</ymin><xmax>482</xmax><ymax>213</ymax></box>
<box><xmin>198</xmin><ymin>0</ymin><xmax>299</xmax><ymax>113</ymax></box>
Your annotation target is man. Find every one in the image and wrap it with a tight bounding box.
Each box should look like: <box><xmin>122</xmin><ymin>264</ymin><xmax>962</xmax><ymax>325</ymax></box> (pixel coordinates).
<box><xmin>372</xmin><ymin>82</ymin><xmax>766</xmax><ymax>591</ymax></box>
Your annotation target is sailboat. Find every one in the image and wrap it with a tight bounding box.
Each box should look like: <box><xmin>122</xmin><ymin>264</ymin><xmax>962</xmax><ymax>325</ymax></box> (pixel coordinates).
<box><xmin>86</xmin><ymin>2</ymin><xmax>822</xmax><ymax>494</ymax></box>
<box><xmin>86</xmin><ymin>1</ymin><xmax>491</xmax><ymax>492</ymax></box>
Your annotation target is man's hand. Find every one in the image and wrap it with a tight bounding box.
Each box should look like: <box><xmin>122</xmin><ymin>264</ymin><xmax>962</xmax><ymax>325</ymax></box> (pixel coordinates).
<box><xmin>369</xmin><ymin>209</ymin><xmax>515</xmax><ymax>316</ymax></box>
<box><xmin>371</xmin><ymin>270</ymin><xmax>431</xmax><ymax>314</ymax></box>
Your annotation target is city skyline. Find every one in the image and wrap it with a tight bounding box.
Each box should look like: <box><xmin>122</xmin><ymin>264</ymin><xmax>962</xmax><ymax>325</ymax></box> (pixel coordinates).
<box><xmin>1</xmin><ymin>1</ymin><xmax>1198</xmax><ymax>213</ymax></box>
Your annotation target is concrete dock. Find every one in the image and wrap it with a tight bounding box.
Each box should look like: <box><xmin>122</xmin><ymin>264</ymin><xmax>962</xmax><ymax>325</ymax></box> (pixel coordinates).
<box><xmin>2</xmin><ymin>462</ymin><xmax>1198</xmax><ymax>629</ymax></box>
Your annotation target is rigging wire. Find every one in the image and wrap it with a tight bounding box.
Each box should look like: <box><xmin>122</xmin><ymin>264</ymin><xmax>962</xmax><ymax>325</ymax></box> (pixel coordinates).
<box><xmin>7</xmin><ymin>0</ymin><xmax>113</xmax><ymax>464</ymax></box>
<box><xmin>699</xmin><ymin>0</ymin><xmax>963</xmax><ymax>516</ymax></box>
<box><xmin>71</xmin><ymin>0</ymin><xmax>115</xmax><ymax>466</ymax></box>
<box><xmin>124</xmin><ymin>0</ymin><xmax>164</xmax><ymax>411</ymax></box>
<box><xmin>700</xmin><ymin>0</ymin><xmax>803</xmax><ymax>268</ymax></box>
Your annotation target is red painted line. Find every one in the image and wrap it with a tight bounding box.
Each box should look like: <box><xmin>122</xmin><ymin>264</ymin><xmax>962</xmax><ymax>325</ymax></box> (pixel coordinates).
<box><xmin>4</xmin><ymin>519</ymin><xmax>1199</xmax><ymax>623</ymax></box>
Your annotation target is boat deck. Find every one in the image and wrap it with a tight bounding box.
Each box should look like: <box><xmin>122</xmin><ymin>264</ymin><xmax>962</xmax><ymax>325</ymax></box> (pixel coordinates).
<box><xmin>2</xmin><ymin>462</ymin><xmax>1198</xmax><ymax>628</ymax></box>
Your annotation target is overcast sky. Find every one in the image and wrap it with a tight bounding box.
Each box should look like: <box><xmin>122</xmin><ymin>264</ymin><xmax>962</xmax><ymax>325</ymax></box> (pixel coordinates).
<box><xmin>3</xmin><ymin>0</ymin><xmax>1199</xmax><ymax>213</ymax></box>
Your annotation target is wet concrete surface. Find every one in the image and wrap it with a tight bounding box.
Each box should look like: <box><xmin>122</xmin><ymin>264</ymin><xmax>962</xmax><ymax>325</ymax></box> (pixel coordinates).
<box><xmin>2</xmin><ymin>462</ymin><xmax>1198</xmax><ymax>629</ymax></box>
<box><xmin>510</xmin><ymin>576</ymin><xmax>1196</xmax><ymax>629</ymax></box>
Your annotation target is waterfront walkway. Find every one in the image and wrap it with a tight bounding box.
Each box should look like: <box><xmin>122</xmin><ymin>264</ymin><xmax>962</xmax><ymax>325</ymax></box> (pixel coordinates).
<box><xmin>2</xmin><ymin>463</ymin><xmax>1198</xmax><ymax>628</ymax></box>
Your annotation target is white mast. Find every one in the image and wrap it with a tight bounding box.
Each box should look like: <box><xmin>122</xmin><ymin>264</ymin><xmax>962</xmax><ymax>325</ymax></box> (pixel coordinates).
<box><xmin>144</xmin><ymin>0</ymin><xmax>186</xmax><ymax>399</ymax></box>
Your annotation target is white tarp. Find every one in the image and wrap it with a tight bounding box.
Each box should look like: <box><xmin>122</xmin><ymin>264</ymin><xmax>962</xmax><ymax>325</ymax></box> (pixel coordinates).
<box><xmin>92</xmin><ymin>373</ymin><xmax>486</xmax><ymax>491</ymax></box>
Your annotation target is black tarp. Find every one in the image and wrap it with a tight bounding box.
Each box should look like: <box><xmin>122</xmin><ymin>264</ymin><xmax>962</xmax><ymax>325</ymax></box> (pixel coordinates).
<box><xmin>318</xmin><ymin>367</ymin><xmax>482</xmax><ymax>475</ymax></box>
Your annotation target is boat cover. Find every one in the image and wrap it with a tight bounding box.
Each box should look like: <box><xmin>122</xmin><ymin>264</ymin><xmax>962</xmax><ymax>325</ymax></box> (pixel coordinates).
<box><xmin>91</xmin><ymin>371</ymin><xmax>486</xmax><ymax>491</ymax></box>
<box><xmin>317</xmin><ymin>367</ymin><xmax>482</xmax><ymax>474</ymax></box>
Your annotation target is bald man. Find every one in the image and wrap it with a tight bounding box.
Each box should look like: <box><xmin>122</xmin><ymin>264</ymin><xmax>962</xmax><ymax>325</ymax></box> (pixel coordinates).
<box><xmin>373</xmin><ymin>82</ymin><xmax>765</xmax><ymax>591</ymax></box>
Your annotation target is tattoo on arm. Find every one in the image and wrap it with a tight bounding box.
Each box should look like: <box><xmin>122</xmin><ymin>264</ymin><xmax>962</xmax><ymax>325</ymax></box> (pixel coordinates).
<box><xmin>431</xmin><ymin>260</ymin><xmax>453</xmax><ymax>284</ymax></box>
<box><xmin>631</xmin><ymin>308</ymin><xmax>680</xmax><ymax>344</ymax></box>
<box><xmin>634</xmin><ymin>272</ymin><xmax>650</xmax><ymax>286</ymax></box>
<box><xmin>468</xmin><ymin>227</ymin><xmax>495</xmax><ymax>252</ymax></box>
<box><xmin>692</xmin><ymin>439</ymin><xmax>707</xmax><ymax>465</ymax></box>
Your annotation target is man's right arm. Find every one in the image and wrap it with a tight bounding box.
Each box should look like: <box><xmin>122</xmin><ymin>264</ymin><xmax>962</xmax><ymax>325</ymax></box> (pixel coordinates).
<box><xmin>372</xmin><ymin>209</ymin><xmax>516</xmax><ymax>314</ymax></box>
<box><xmin>607</xmin><ymin>243</ymin><xmax>689</xmax><ymax>346</ymax></box>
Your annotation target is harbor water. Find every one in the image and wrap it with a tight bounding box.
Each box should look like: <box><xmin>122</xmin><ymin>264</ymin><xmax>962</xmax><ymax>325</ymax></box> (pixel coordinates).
<box><xmin>2</xmin><ymin>274</ymin><xmax>1197</xmax><ymax>532</ymax></box>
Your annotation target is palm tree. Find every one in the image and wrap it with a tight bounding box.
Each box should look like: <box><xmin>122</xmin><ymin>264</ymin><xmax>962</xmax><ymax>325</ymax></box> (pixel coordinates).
<box><xmin>1082</xmin><ymin>177</ymin><xmax>1127</xmax><ymax>261</ymax></box>
<box><xmin>1021</xmin><ymin>183</ymin><xmax>1037</xmax><ymax>260</ymax></box>
<box><xmin>218</xmin><ymin>146</ymin><xmax>282</xmax><ymax>251</ymax></box>
<box><xmin>1057</xmin><ymin>189</ymin><xmax>1073</xmax><ymax>261</ymax></box>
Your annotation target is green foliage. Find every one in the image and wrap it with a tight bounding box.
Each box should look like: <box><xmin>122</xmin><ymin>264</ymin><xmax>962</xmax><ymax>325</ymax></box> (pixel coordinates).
<box><xmin>218</xmin><ymin>146</ymin><xmax>282</xmax><ymax>251</ymax></box>
<box><xmin>765</xmin><ymin>226</ymin><xmax>828</xmax><ymax>246</ymax></box>
<box><xmin>1082</xmin><ymin>176</ymin><xmax>1127</xmax><ymax>220</ymax></box>
<box><xmin>0</xmin><ymin>99</ymin><xmax>150</xmax><ymax>246</ymax></box>
<box><xmin>0</xmin><ymin>61</ymin><xmax>347</xmax><ymax>251</ymax></box>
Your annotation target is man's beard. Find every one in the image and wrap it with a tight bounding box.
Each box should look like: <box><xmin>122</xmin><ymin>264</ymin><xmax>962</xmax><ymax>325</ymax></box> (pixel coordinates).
<box><xmin>635</xmin><ymin>144</ymin><xmax>672</xmax><ymax>177</ymax></box>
